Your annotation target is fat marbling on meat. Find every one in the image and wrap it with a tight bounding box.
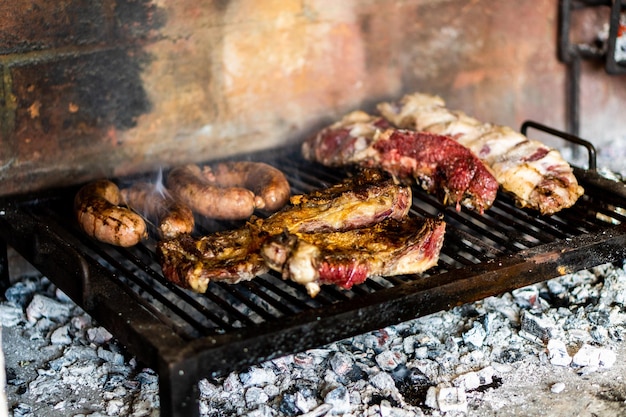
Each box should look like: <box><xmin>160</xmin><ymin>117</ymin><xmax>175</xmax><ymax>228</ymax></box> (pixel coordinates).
<box><xmin>377</xmin><ymin>92</ymin><xmax>584</xmax><ymax>215</ymax></box>
<box><xmin>302</xmin><ymin>110</ymin><xmax>498</xmax><ymax>214</ymax></box>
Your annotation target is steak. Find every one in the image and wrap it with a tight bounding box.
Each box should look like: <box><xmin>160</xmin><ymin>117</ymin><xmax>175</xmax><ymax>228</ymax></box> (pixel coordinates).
<box><xmin>377</xmin><ymin>92</ymin><xmax>584</xmax><ymax>215</ymax></box>
<box><xmin>259</xmin><ymin>168</ymin><xmax>412</xmax><ymax>235</ymax></box>
<box><xmin>301</xmin><ymin>110</ymin><xmax>498</xmax><ymax>213</ymax></box>
<box><xmin>261</xmin><ymin>216</ymin><xmax>446</xmax><ymax>297</ymax></box>
<box><xmin>158</xmin><ymin>224</ymin><xmax>269</xmax><ymax>293</ymax></box>
<box><xmin>157</xmin><ymin>169</ymin><xmax>416</xmax><ymax>294</ymax></box>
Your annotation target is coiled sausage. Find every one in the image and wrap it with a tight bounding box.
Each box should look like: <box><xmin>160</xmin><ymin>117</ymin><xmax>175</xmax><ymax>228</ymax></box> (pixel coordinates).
<box><xmin>167</xmin><ymin>162</ymin><xmax>291</xmax><ymax>220</ymax></box>
<box><xmin>167</xmin><ymin>164</ymin><xmax>257</xmax><ymax>220</ymax></box>
<box><xmin>120</xmin><ymin>182</ymin><xmax>195</xmax><ymax>239</ymax></box>
<box><xmin>203</xmin><ymin>161</ymin><xmax>291</xmax><ymax>213</ymax></box>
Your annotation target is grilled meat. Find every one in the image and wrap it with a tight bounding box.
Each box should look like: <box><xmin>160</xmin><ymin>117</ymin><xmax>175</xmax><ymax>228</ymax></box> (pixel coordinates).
<box><xmin>157</xmin><ymin>225</ymin><xmax>268</xmax><ymax>293</ymax></box>
<box><xmin>157</xmin><ymin>169</ymin><xmax>416</xmax><ymax>293</ymax></box>
<box><xmin>167</xmin><ymin>164</ymin><xmax>257</xmax><ymax>220</ymax></box>
<box><xmin>377</xmin><ymin>92</ymin><xmax>584</xmax><ymax>215</ymax></box>
<box><xmin>261</xmin><ymin>216</ymin><xmax>446</xmax><ymax>297</ymax></box>
<box><xmin>259</xmin><ymin>168</ymin><xmax>412</xmax><ymax>235</ymax></box>
<box><xmin>371</xmin><ymin>129</ymin><xmax>498</xmax><ymax>213</ymax></box>
<box><xmin>204</xmin><ymin>161</ymin><xmax>291</xmax><ymax>213</ymax></box>
<box><xmin>301</xmin><ymin>110</ymin><xmax>391</xmax><ymax>166</ymax></box>
<box><xmin>120</xmin><ymin>182</ymin><xmax>195</xmax><ymax>239</ymax></box>
<box><xmin>75</xmin><ymin>180</ymin><xmax>147</xmax><ymax>247</ymax></box>
<box><xmin>302</xmin><ymin>111</ymin><xmax>498</xmax><ymax>213</ymax></box>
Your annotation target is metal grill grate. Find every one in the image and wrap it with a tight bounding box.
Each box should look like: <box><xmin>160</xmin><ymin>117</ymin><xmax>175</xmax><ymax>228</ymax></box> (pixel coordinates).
<box><xmin>2</xmin><ymin>122</ymin><xmax>626</xmax><ymax>417</ymax></box>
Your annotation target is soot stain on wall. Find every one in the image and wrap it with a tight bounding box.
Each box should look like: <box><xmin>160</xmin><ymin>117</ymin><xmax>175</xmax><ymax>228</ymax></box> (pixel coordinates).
<box><xmin>73</xmin><ymin>49</ymin><xmax>152</xmax><ymax>130</ymax></box>
<box><xmin>2</xmin><ymin>0</ymin><xmax>167</xmax><ymax>180</ymax></box>
<box><xmin>93</xmin><ymin>0</ymin><xmax>165</xmax><ymax>130</ymax></box>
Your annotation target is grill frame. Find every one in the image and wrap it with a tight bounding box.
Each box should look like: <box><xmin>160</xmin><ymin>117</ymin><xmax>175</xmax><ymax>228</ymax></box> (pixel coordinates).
<box><xmin>2</xmin><ymin>122</ymin><xmax>626</xmax><ymax>416</ymax></box>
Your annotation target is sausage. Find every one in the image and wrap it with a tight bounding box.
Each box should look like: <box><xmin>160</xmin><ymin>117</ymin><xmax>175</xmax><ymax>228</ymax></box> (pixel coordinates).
<box><xmin>203</xmin><ymin>161</ymin><xmax>291</xmax><ymax>212</ymax></box>
<box><xmin>166</xmin><ymin>164</ymin><xmax>257</xmax><ymax>220</ymax></box>
<box><xmin>74</xmin><ymin>179</ymin><xmax>147</xmax><ymax>247</ymax></box>
<box><xmin>120</xmin><ymin>182</ymin><xmax>195</xmax><ymax>239</ymax></box>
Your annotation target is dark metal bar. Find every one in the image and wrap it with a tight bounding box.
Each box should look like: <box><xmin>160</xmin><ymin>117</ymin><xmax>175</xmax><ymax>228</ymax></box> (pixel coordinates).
<box><xmin>605</xmin><ymin>0</ymin><xmax>626</xmax><ymax>74</ymax></box>
<box><xmin>521</xmin><ymin>120</ymin><xmax>597</xmax><ymax>170</ymax></box>
<box><xmin>0</xmin><ymin>238</ymin><xmax>9</xmax><ymax>297</ymax></box>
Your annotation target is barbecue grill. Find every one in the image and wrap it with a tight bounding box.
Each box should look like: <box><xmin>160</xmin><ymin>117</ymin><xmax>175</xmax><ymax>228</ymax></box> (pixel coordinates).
<box><xmin>1</xmin><ymin>122</ymin><xmax>625</xmax><ymax>417</ymax></box>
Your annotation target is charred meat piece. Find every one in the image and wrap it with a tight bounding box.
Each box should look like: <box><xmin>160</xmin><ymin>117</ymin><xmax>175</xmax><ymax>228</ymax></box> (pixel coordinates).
<box><xmin>120</xmin><ymin>182</ymin><xmax>195</xmax><ymax>240</ymax></box>
<box><xmin>302</xmin><ymin>111</ymin><xmax>498</xmax><ymax>213</ymax></box>
<box><xmin>157</xmin><ymin>224</ymin><xmax>269</xmax><ymax>293</ymax></box>
<box><xmin>261</xmin><ymin>216</ymin><xmax>446</xmax><ymax>297</ymax></box>
<box><xmin>377</xmin><ymin>92</ymin><xmax>584</xmax><ymax>215</ymax></box>
<box><xmin>259</xmin><ymin>168</ymin><xmax>412</xmax><ymax>235</ymax></box>
<box><xmin>157</xmin><ymin>169</ymin><xmax>413</xmax><ymax>293</ymax></box>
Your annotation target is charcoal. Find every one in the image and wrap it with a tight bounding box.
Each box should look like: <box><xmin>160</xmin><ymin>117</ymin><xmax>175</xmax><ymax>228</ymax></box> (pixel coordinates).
<box><xmin>375</xmin><ymin>349</ymin><xmax>406</xmax><ymax>371</ymax></box>
<box><xmin>463</xmin><ymin>321</ymin><xmax>487</xmax><ymax>348</ymax></box>
<box><xmin>49</xmin><ymin>325</ymin><xmax>71</xmax><ymax>345</ymax></box>
<box><xmin>512</xmin><ymin>286</ymin><xmax>544</xmax><ymax>310</ymax></box>
<box><xmin>6</xmin><ymin>262</ymin><xmax>626</xmax><ymax>416</ymax></box>
<box><xmin>323</xmin><ymin>384</ymin><xmax>350</xmax><ymax>414</ymax></box>
<box><xmin>98</xmin><ymin>347</ymin><xmax>125</xmax><ymax>366</ymax></box>
<box><xmin>25</xmin><ymin>294</ymin><xmax>71</xmax><ymax>323</ymax></box>
<box><xmin>369</xmin><ymin>372</ymin><xmax>396</xmax><ymax>392</ymax></box>
<box><xmin>551</xmin><ymin>382</ymin><xmax>566</xmax><ymax>394</ymax></box>
<box><xmin>600</xmin><ymin>269</ymin><xmax>626</xmax><ymax>305</ymax></box>
<box><xmin>547</xmin><ymin>339</ymin><xmax>572</xmax><ymax>366</ymax></box>
<box><xmin>106</xmin><ymin>398</ymin><xmax>127</xmax><ymax>415</ymax></box>
<box><xmin>455</xmin><ymin>371</ymin><xmax>480</xmax><ymax>392</ymax></box>
<box><xmin>329</xmin><ymin>351</ymin><xmax>353</xmax><ymax>376</ymax></box>
<box><xmin>12</xmin><ymin>403</ymin><xmax>32</xmax><ymax>417</ymax></box>
<box><xmin>71</xmin><ymin>314</ymin><xmax>92</xmax><ymax>331</ymax></box>
<box><xmin>4</xmin><ymin>278</ymin><xmax>39</xmax><ymax>307</ymax></box>
<box><xmin>414</xmin><ymin>346</ymin><xmax>428</xmax><ymax>359</ymax></box>
<box><xmin>295</xmin><ymin>390</ymin><xmax>318</xmax><ymax>414</ymax></box>
<box><xmin>591</xmin><ymin>325</ymin><xmax>609</xmax><ymax>343</ymax></box>
<box><xmin>572</xmin><ymin>344</ymin><xmax>617</xmax><ymax>369</ymax></box>
<box><xmin>245</xmin><ymin>386</ymin><xmax>269</xmax><ymax>408</ymax></box>
<box><xmin>278</xmin><ymin>391</ymin><xmax>300</xmax><ymax>415</ymax></box>
<box><xmin>240</xmin><ymin>367</ymin><xmax>277</xmax><ymax>388</ymax></box>
<box><xmin>0</xmin><ymin>304</ymin><xmax>24</xmax><ymax>327</ymax></box>
<box><xmin>88</xmin><ymin>326</ymin><xmax>113</xmax><ymax>344</ymax></box>
<box><xmin>520</xmin><ymin>311</ymin><xmax>556</xmax><ymax>344</ymax></box>
<box><xmin>424</xmin><ymin>386</ymin><xmax>438</xmax><ymax>409</ymax></box>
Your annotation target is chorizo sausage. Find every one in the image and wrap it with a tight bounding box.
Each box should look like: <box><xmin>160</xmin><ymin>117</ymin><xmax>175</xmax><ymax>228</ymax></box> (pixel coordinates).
<box><xmin>166</xmin><ymin>164</ymin><xmax>257</xmax><ymax>220</ymax></box>
<box><xmin>120</xmin><ymin>182</ymin><xmax>195</xmax><ymax>239</ymax></box>
<box><xmin>203</xmin><ymin>161</ymin><xmax>291</xmax><ymax>212</ymax></box>
<box><xmin>74</xmin><ymin>179</ymin><xmax>147</xmax><ymax>247</ymax></box>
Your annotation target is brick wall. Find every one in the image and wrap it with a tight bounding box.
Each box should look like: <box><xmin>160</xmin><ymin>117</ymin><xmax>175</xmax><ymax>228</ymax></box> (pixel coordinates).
<box><xmin>0</xmin><ymin>0</ymin><xmax>624</xmax><ymax>195</ymax></box>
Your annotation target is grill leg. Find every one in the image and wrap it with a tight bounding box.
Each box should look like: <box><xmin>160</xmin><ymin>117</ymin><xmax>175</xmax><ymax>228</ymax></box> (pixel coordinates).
<box><xmin>159</xmin><ymin>371</ymin><xmax>200</xmax><ymax>417</ymax></box>
<box><xmin>0</xmin><ymin>239</ymin><xmax>10</xmax><ymax>298</ymax></box>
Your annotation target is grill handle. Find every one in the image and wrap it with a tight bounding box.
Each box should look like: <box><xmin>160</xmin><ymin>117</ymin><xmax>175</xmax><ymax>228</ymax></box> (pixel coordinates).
<box><xmin>521</xmin><ymin>120</ymin><xmax>597</xmax><ymax>171</ymax></box>
<box><xmin>522</xmin><ymin>120</ymin><xmax>626</xmax><ymax>200</ymax></box>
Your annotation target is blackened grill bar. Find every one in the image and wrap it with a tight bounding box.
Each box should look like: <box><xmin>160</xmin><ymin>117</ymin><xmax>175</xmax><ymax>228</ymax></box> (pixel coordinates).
<box><xmin>1</xmin><ymin>123</ymin><xmax>626</xmax><ymax>417</ymax></box>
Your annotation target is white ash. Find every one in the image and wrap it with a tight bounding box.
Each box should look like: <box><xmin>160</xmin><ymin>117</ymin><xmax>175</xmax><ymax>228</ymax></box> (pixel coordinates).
<box><xmin>3</xmin><ymin>276</ymin><xmax>160</xmax><ymax>417</ymax></box>
<box><xmin>4</xmin><ymin>262</ymin><xmax>626</xmax><ymax>416</ymax></box>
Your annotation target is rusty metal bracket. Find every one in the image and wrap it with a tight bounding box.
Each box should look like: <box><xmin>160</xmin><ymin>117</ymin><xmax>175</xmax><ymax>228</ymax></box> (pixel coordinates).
<box><xmin>557</xmin><ymin>0</ymin><xmax>626</xmax><ymax>135</ymax></box>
